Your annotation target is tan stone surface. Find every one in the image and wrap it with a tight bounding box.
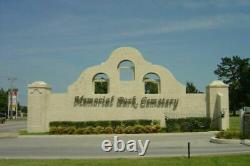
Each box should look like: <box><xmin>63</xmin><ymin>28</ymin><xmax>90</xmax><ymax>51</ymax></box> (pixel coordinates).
<box><xmin>27</xmin><ymin>47</ymin><xmax>229</xmax><ymax>132</ymax></box>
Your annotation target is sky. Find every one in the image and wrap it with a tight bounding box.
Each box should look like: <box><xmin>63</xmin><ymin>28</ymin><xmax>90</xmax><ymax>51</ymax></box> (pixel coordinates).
<box><xmin>0</xmin><ymin>0</ymin><xmax>250</xmax><ymax>106</ymax></box>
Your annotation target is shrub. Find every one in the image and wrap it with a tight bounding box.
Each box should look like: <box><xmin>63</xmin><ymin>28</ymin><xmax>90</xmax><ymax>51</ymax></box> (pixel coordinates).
<box><xmin>50</xmin><ymin>121</ymin><xmax>86</xmax><ymax>128</ymax></box>
<box><xmin>57</xmin><ymin>127</ymin><xmax>66</xmax><ymax>134</ymax></box>
<box><xmin>111</xmin><ymin>121</ymin><xmax>122</xmax><ymax>128</ymax></box>
<box><xmin>159</xmin><ymin>127</ymin><xmax>166</xmax><ymax>133</ymax></box>
<box><xmin>138</xmin><ymin>120</ymin><xmax>152</xmax><ymax>126</ymax></box>
<box><xmin>85</xmin><ymin>121</ymin><xmax>97</xmax><ymax>127</ymax></box>
<box><xmin>49</xmin><ymin>119</ymin><xmax>164</xmax><ymax>135</ymax></box>
<box><xmin>124</xmin><ymin>126</ymin><xmax>135</xmax><ymax>134</ymax></box>
<box><xmin>104</xmin><ymin>127</ymin><xmax>113</xmax><ymax>134</ymax></box>
<box><xmin>166</xmin><ymin>117</ymin><xmax>211</xmax><ymax>132</ymax></box>
<box><xmin>96</xmin><ymin>121</ymin><xmax>110</xmax><ymax>127</ymax></box>
<box><xmin>144</xmin><ymin>125</ymin><xmax>153</xmax><ymax>133</ymax></box>
<box><xmin>114</xmin><ymin>126</ymin><xmax>125</xmax><ymax>134</ymax></box>
<box><xmin>49</xmin><ymin>122</ymin><xmax>59</xmax><ymax>127</ymax></box>
<box><xmin>134</xmin><ymin>125</ymin><xmax>145</xmax><ymax>134</ymax></box>
<box><xmin>50</xmin><ymin>119</ymin><xmax>160</xmax><ymax>129</ymax></box>
<box><xmin>165</xmin><ymin>119</ymin><xmax>181</xmax><ymax>132</ymax></box>
<box><xmin>50</xmin><ymin>121</ymin><xmax>67</xmax><ymax>127</ymax></box>
<box><xmin>49</xmin><ymin>127</ymin><xmax>58</xmax><ymax>134</ymax></box>
<box><xmin>216</xmin><ymin>131</ymin><xmax>225</xmax><ymax>139</ymax></box>
<box><xmin>180</xmin><ymin>122</ymin><xmax>191</xmax><ymax>132</ymax></box>
<box><xmin>75</xmin><ymin>122</ymin><xmax>87</xmax><ymax>128</ymax></box>
<box><xmin>152</xmin><ymin>120</ymin><xmax>160</xmax><ymax>125</ymax></box>
<box><xmin>216</xmin><ymin>130</ymin><xmax>244</xmax><ymax>139</ymax></box>
<box><xmin>66</xmin><ymin>127</ymin><xmax>76</xmax><ymax>134</ymax></box>
<box><xmin>151</xmin><ymin>125</ymin><xmax>161</xmax><ymax>133</ymax></box>
<box><xmin>224</xmin><ymin>131</ymin><xmax>233</xmax><ymax>139</ymax></box>
<box><xmin>85</xmin><ymin>127</ymin><xmax>94</xmax><ymax>134</ymax></box>
<box><xmin>122</xmin><ymin>120</ymin><xmax>137</xmax><ymax>127</ymax></box>
<box><xmin>93</xmin><ymin>126</ymin><xmax>105</xmax><ymax>134</ymax></box>
<box><xmin>76</xmin><ymin>128</ymin><xmax>86</xmax><ymax>134</ymax></box>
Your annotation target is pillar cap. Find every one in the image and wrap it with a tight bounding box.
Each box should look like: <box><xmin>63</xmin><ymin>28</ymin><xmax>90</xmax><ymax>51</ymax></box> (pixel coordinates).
<box><xmin>208</xmin><ymin>80</ymin><xmax>228</xmax><ymax>88</ymax></box>
<box><xmin>28</xmin><ymin>81</ymin><xmax>51</xmax><ymax>89</ymax></box>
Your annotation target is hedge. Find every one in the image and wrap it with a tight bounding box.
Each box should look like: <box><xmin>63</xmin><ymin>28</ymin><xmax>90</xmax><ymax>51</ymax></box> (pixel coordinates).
<box><xmin>49</xmin><ymin>117</ymin><xmax>211</xmax><ymax>134</ymax></box>
<box><xmin>165</xmin><ymin>117</ymin><xmax>211</xmax><ymax>132</ymax></box>
<box><xmin>49</xmin><ymin>119</ymin><xmax>161</xmax><ymax>135</ymax></box>
<box><xmin>50</xmin><ymin>119</ymin><xmax>160</xmax><ymax>128</ymax></box>
<box><xmin>49</xmin><ymin>125</ymin><xmax>161</xmax><ymax>135</ymax></box>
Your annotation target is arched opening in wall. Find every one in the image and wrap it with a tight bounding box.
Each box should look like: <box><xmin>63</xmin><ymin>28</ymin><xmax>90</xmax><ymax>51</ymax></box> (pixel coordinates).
<box><xmin>118</xmin><ymin>60</ymin><xmax>135</xmax><ymax>81</ymax></box>
<box><xmin>143</xmin><ymin>73</ymin><xmax>160</xmax><ymax>94</ymax></box>
<box><xmin>93</xmin><ymin>73</ymin><xmax>109</xmax><ymax>94</ymax></box>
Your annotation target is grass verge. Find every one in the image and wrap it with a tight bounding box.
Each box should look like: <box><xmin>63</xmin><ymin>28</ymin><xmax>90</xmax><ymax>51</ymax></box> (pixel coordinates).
<box><xmin>0</xmin><ymin>154</ymin><xmax>250</xmax><ymax>166</ymax></box>
<box><xmin>19</xmin><ymin>130</ymin><xmax>49</xmax><ymax>135</ymax></box>
<box><xmin>229</xmin><ymin>116</ymin><xmax>240</xmax><ymax>131</ymax></box>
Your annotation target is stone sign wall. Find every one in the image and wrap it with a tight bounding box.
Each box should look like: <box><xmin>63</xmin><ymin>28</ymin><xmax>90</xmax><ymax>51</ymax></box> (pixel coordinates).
<box><xmin>27</xmin><ymin>47</ymin><xmax>229</xmax><ymax>132</ymax></box>
<box><xmin>241</xmin><ymin>107</ymin><xmax>250</xmax><ymax>139</ymax></box>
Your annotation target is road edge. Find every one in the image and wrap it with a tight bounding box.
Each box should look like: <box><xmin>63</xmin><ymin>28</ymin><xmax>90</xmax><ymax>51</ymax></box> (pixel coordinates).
<box><xmin>210</xmin><ymin>136</ymin><xmax>250</xmax><ymax>145</ymax></box>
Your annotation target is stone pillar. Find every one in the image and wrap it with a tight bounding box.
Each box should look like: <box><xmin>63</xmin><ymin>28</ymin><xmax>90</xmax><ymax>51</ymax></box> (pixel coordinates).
<box><xmin>27</xmin><ymin>81</ymin><xmax>51</xmax><ymax>132</ymax></box>
<box><xmin>206</xmin><ymin>80</ymin><xmax>229</xmax><ymax>130</ymax></box>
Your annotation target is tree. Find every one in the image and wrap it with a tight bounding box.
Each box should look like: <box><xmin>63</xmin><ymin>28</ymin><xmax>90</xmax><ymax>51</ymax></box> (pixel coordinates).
<box><xmin>145</xmin><ymin>81</ymin><xmax>159</xmax><ymax>94</ymax></box>
<box><xmin>0</xmin><ymin>88</ymin><xmax>8</xmax><ymax>113</ymax></box>
<box><xmin>95</xmin><ymin>82</ymin><xmax>108</xmax><ymax>94</ymax></box>
<box><xmin>238</xmin><ymin>64</ymin><xmax>250</xmax><ymax>108</ymax></box>
<box><xmin>0</xmin><ymin>88</ymin><xmax>27</xmax><ymax>117</ymax></box>
<box><xmin>214</xmin><ymin>56</ymin><xmax>250</xmax><ymax>115</ymax></box>
<box><xmin>19</xmin><ymin>104</ymin><xmax>27</xmax><ymax>114</ymax></box>
<box><xmin>186</xmin><ymin>82</ymin><xmax>200</xmax><ymax>93</ymax></box>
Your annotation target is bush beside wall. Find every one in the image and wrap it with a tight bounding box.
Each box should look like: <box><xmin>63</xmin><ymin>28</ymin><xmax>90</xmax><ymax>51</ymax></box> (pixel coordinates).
<box><xmin>50</xmin><ymin>119</ymin><xmax>160</xmax><ymax>128</ymax></box>
<box><xmin>216</xmin><ymin>130</ymin><xmax>245</xmax><ymax>139</ymax></box>
<box><xmin>50</xmin><ymin>125</ymin><xmax>161</xmax><ymax>135</ymax></box>
<box><xmin>49</xmin><ymin>117</ymin><xmax>212</xmax><ymax>134</ymax></box>
<box><xmin>49</xmin><ymin>120</ymin><xmax>160</xmax><ymax>135</ymax></box>
<box><xmin>165</xmin><ymin>117</ymin><xmax>211</xmax><ymax>132</ymax></box>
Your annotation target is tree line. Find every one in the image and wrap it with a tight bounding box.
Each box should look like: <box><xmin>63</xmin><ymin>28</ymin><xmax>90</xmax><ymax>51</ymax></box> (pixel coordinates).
<box><xmin>186</xmin><ymin>56</ymin><xmax>250</xmax><ymax>115</ymax></box>
<box><xmin>0</xmin><ymin>88</ymin><xmax>27</xmax><ymax>115</ymax></box>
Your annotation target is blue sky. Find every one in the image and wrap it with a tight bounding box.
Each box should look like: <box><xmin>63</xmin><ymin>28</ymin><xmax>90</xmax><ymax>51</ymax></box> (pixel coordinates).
<box><xmin>0</xmin><ymin>0</ymin><xmax>250</xmax><ymax>105</ymax></box>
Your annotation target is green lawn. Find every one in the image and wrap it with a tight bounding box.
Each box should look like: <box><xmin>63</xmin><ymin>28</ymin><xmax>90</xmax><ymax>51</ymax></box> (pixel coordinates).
<box><xmin>19</xmin><ymin>130</ymin><xmax>49</xmax><ymax>135</ymax></box>
<box><xmin>0</xmin><ymin>155</ymin><xmax>250</xmax><ymax>166</ymax></box>
<box><xmin>215</xmin><ymin>116</ymin><xmax>241</xmax><ymax>139</ymax></box>
<box><xmin>229</xmin><ymin>116</ymin><xmax>240</xmax><ymax>131</ymax></box>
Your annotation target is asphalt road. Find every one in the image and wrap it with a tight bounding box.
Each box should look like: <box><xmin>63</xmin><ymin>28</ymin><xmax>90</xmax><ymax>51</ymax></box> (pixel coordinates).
<box><xmin>0</xmin><ymin>120</ymin><xmax>250</xmax><ymax>159</ymax></box>
<box><xmin>0</xmin><ymin>119</ymin><xmax>26</xmax><ymax>133</ymax></box>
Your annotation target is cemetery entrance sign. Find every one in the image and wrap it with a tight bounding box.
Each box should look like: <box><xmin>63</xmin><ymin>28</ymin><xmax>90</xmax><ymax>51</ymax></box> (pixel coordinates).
<box><xmin>27</xmin><ymin>47</ymin><xmax>229</xmax><ymax>132</ymax></box>
<box><xmin>73</xmin><ymin>96</ymin><xmax>179</xmax><ymax>110</ymax></box>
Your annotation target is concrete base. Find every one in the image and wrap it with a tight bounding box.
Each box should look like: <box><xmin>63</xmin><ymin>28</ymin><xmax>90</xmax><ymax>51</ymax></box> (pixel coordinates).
<box><xmin>210</xmin><ymin>137</ymin><xmax>250</xmax><ymax>145</ymax></box>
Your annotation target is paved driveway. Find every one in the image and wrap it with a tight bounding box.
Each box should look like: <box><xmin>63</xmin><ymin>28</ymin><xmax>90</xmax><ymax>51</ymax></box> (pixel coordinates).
<box><xmin>0</xmin><ymin>119</ymin><xmax>26</xmax><ymax>133</ymax></box>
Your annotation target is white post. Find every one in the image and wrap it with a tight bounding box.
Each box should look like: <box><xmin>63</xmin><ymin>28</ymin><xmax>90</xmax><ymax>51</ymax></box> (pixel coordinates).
<box><xmin>240</xmin><ymin>109</ymin><xmax>244</xmax><ymax>134</ymax></box>
<box><xmin>206</xmin><ymin>80</ymin><xmax>229</xmax><ymax>130</ymax></box>
<box><xmin>7</xmin><ymin>91</ymin><xmax>10</xmax><ymax>119</ymax></box>
<box><xmin>15</xmin><ymin>90</ymin><xmax>18</xmax><ymax>119</ymax></box>
<box><xmin>27</xmin><ymin>81</ymin><xmax>51</xmax><ymax>132</ymax></box>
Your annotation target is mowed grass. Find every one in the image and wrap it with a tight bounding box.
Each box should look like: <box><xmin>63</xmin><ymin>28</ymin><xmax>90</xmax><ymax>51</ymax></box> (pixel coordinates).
<box><xmin>19</xmin><ymin>129</ymin><xmax>49</xmax><ymax>135</ymax></box>
<box><xmin>229</xmin><ymin>116</ymin><xmax>240</xmax><ymax>131</ymax></box>
<box><xmin>1</xmin><ymin>155</ymin><xmax>250</xmax><ymax>166</ymax></box>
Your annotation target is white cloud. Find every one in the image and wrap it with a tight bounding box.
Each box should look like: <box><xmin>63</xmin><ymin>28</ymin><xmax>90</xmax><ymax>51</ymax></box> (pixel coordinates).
<box><xmin>118</xmin><ymin>13</ymin><xmax>250</xmax><ymax>37</ymax></box>
<box><xmin>177</xmin><ymin>0</ymin><xmax>250</xmax><ymax>9</ymax></box>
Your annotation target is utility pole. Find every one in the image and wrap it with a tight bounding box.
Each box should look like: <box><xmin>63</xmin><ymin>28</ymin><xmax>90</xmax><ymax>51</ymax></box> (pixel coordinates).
<box><xmin>7</xmin><ymin>77</ymin><xmax>17</xmax><ymax>119</ymax></box>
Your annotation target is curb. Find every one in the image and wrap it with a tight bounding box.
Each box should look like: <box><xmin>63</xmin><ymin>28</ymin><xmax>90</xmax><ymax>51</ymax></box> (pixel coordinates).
<box><xmin>0</xmin><ymin>132</ymin><xmax>18</xmax><ymax>139</ymax></box>
<box><xmin>19</xmin><ymin>131</ymin><xmax>217</xmax><ymax>138</ymax></box>
<box><xmin>210</xmin><ymin>137</ymin><xmax>250</xmax><ymax>145</ymax></box>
